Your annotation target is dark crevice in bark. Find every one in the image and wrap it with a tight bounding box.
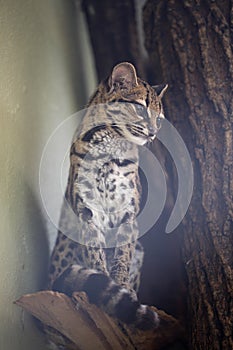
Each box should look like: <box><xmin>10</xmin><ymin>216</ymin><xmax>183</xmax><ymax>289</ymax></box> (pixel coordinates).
<box><xmin>81</xmin><ymin>0</ymin><xmax>145</xmax><ymax>80</ymax></box>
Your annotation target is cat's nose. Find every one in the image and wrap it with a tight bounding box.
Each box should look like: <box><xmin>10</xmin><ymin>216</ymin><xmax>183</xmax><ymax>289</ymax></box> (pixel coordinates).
<box><xmin>148</xmin><ymin>126</ymin><xmax>157</xmax><ymax>136</ymax></box>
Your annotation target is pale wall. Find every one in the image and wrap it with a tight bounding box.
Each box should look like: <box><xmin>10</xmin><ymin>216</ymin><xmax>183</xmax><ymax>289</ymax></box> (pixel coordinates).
<box><xmin>0</xmin><ymin>0</ymin><xmax>95</xmax><ymax>349</ymax></box>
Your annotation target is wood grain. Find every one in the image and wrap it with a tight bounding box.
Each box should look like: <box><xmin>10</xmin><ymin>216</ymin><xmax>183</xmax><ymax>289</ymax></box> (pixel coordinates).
<box><xmin>15</xmin><ymin>290</ymin><xmax>184</xmax><ymax>350</ymax></box>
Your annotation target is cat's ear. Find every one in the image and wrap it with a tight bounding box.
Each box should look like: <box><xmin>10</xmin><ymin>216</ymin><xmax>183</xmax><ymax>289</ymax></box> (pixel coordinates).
<box><xmin>152</xmin><ymin>84</ymin><xmax>168</xmax><ymax>99</ymax></box>
<box><xmin>108</xmin><ymin>62</ymin><xmax>138</xmax><ymax>91</ymax></box>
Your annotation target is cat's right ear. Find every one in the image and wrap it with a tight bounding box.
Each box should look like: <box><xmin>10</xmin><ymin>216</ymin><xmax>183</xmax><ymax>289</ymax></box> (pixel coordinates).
<box><xmin>152</xmin><ymin>84</ymin><xmax>168</xmax><ymax>99</ymax></box>
<box><xmin>108</xmin><ymin>62</ymin><xmax>138</xmax><ymax>92</ymax></box>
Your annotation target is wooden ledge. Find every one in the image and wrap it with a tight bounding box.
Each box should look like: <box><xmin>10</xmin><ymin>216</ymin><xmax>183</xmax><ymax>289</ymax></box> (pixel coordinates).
<box><xmin>15</xmin><ymin>291</ymin><xmax>184</xmax><ymax>350</ymax></box>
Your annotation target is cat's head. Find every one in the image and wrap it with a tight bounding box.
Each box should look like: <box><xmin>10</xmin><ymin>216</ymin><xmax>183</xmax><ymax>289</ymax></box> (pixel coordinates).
<box><xmin>106</xmin><ymin>62</ymin><xmax>168</xmax><ymax>145</ymax></box>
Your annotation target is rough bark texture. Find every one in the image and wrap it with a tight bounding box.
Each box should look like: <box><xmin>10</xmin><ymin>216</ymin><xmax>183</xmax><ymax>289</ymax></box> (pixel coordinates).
<box><xmin>143</xmin><ymin>1</ymin><xmax>233</xmax><ymax>349</ymax></box>
<box><xmin>15</xmin><ymin>291</ymin><xmax>184</xmax><ymax>350</ymax></box>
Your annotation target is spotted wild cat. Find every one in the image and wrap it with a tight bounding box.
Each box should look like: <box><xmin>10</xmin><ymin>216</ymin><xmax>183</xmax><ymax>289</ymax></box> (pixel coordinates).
<box><xmin>49</xmin><ymin>62</ymin><xmax>167</xmax><ymax>330</ymax></box>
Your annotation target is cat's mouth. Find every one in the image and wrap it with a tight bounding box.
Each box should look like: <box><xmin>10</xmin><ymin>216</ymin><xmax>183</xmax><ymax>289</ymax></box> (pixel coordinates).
<box><xmin>126</xmin><ymin>124</ymin><xmax>157</xmax><ymax>141</ymax></box>
<box><xmin>125</xmin><ymin>124</ymin><xmax>157</xmax><ymax>145</ymax></box>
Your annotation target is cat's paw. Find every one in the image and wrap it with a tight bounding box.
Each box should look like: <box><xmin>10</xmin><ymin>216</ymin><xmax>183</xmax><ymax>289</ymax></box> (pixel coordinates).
<box><xmin>104</xmin><ymin>286</ymin><xmax>159</xmax><ymax>330</ymax></box>
<box><xmin>134</xmin><ymin>304</ymin><xmax>160</xmax><ymax>330</ymax></box>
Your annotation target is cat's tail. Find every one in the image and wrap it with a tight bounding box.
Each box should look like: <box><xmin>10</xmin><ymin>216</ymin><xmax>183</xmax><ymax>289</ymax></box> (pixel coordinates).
<box><xmin>52</xmin><ymin>264</ymin><xmax>159</xmax><ymax>330</ymax></box>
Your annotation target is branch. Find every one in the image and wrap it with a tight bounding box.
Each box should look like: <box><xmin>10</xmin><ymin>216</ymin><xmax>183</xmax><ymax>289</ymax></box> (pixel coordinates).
<box><xmin>15</xmin><ymin>291</ymin><xmax>184</xmax><ymax>350</ymax></box>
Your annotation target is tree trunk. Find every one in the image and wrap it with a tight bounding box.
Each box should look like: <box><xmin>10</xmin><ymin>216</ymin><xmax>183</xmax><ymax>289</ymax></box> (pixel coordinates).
<box><xmin>143</xmin><ymin>1</ymin><xmax>233</xmax><ymax>349</ymax></box>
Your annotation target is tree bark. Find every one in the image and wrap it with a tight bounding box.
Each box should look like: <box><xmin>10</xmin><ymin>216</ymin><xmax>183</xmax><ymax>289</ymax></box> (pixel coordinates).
<box><xmin>143</xmin><ymin>1</ymin><xmax>233</xmax><ymax>349</ymax></box>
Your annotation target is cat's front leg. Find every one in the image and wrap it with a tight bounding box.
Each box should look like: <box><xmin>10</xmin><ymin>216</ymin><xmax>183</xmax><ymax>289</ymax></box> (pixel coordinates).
<box><xmin>109</xmin><ymin>219</ymin><xmax>138</xmax><ymax>289</ymax></box>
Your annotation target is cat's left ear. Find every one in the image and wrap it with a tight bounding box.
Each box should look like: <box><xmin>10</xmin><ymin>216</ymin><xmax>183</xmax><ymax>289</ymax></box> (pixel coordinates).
<box><xmin>108</xmin><ymin>62</ymin><xmax>138</xmax><ymax>91</ymax></box>
<box><xmin>152</xmin><ymin>84</ymin><xmax>168</xmax><ymax>99</ymax></box>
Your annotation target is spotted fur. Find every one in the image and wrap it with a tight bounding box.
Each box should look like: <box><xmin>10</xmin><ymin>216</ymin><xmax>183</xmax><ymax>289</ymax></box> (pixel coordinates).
<box><xmin>49</xmin><ymin>62</ymin><xmax>167</xmax><ymax>330</ymax></box>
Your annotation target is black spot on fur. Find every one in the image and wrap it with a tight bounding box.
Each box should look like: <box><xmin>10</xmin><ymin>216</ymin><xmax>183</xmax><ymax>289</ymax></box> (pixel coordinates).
<box><xmin>61</xmin><ymin>259</ymin><xmax>68</xmax><ymax>268</ymax></box>
<box><xmin>77</xmin><ymin>253</ymin><xmax>84</xmax><ymax>262</ymax></box>
<box><xmin>124</xmin><ymin>171</ymin><xmax>134</xmax><ymax>176</ymax></box>
<box><xmin>65</xmin><ymin>252</ymin><xmax>73</xmax><ymax>259</ymax></box>
<box><xmin>129</xmin><ymin>180</ymin><xmax>134</xmax><ymax>188</ymax></box>
<box><xmin>83</xmin><ymin>273</ymin><xmax>110</xmax><ymax>305</ymax></box>
<box><xmin>82</xmin><ymin>124</ymin><xmax>106</xmax><ymax>142</ymax></box>
<box><xmin>81</xmin><ymin>207</ymin><xmax>93</xmax><ymax>221</ymax></box>
<box><xmin>69</xmin><ymin>242</ymin><xmax>76</xmax><ymax>250</ymax></box>
<box><xmin>109</xmin><ymin>184</ymin><xmax>116</xmax><ymax>192</ymax></box>
<box><xmin>115</xmin><ymin>293</ymin><xmax>139</xmax><ymax>324</ymax></box>
<box><xmin>121</xmin><ymin>212</ymin><xmax>130</xmax><ymax>224</ymax></box>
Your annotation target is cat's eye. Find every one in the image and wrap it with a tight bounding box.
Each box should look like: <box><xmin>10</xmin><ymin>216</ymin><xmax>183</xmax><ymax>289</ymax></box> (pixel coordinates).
<box><xmin>156</xmin><ymin>116</ymin><xmax>163</xmax><ymax>129</ymax></box>
<box><xmin>134</xmin><ymin>103</ymin><xmax>148</xmax><ymax>119</ymax></box>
